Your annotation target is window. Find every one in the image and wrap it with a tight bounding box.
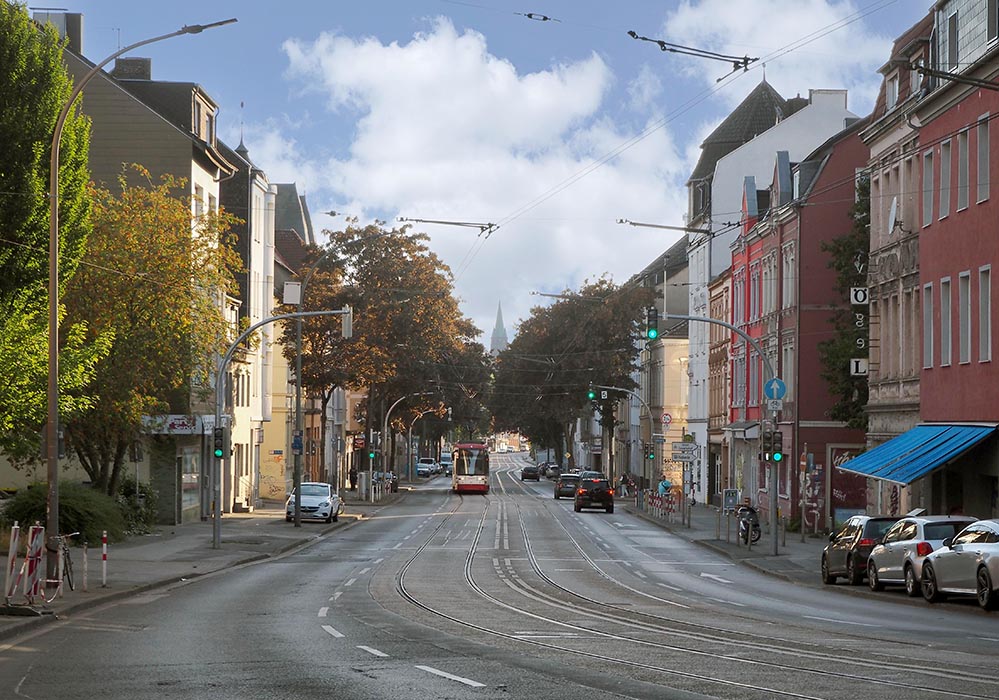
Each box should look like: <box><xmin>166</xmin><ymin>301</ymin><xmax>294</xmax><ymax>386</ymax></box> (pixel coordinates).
<box><xmin>947</xmin><ymin>12</ymin><xmax>958</xmax><ymax>71</ymax></box>
<box><xmin>923</xmin><ymin>283</ymin><xmax>934</xmax><ymax>368</ymax></box>
<box><xmin>750</xmin><ymin>264</ymin><xmax>760</xmax><ymax>321</ymax></box>
<box><xmin>981</xmin><ymin>267</ymin><xmax>992</xmax><ymax>362</ymax></box>
<box><xmin>208</xmin><ymin>194</ymin><xmax>217</xmax><ymax>215</ymax></box>
<box><xmin>781</xmin><ymin>341</ymin><xmax>795</xmax><ymax>395</ymax></box>
<box><xmin>939</xmin><ymin>140</ymin><xmax>951</xmax><ymax>218</ymax></box>
<box><xmin>194</xmin><ymin>184</ymin><xmax>204</xmax><ymax>218</ymax></box>
<box><xmin>959</xmin><ymin>272</ymin><xmax>971</xmax><ymax>364</ymax></box>
<box><xmin>749</xmin><ymin>351</ymin><xmax>759</xmax><ymax>406</ymax></box>
<box><xmin>733</xmin><ymin>351</ymin><xmax>746</xmax><ymax>408</ymax></box>
<box><xmin>782</xmin><ymin>244</ymin><xmax>795</xmax><ymax>308</ymax></box>
<box><xmin>886</xmin><ymin>74</ymin><xmax>899</xmax><ymax>110</ymax></box>
<box><xmin>990</xmin><ymin>0</ymin><xmax>998</xmax><ymax>43</ymax></box>
<box><xmin>941</xmin><ymin>278</ymin><xmax>952</xmax><ymax>366</ymax></box>
<box><xmin>978</xmin><ymin>117</ymin><xmax>990</xmax><ymax>203</ymax></box>
<box><xmin>958</xmin><ymin>131</ymin><xmax>969</xmax><ymax>209</ymax></box>
<box><xmin>922</xmin><ymin>151</ymin><xmax>934</xmax><ymax>226</ymax></box>
<box><xmin>910</xmin><ymin>57</ymin><xmax>924</xmax><ymax>93</ymax></box>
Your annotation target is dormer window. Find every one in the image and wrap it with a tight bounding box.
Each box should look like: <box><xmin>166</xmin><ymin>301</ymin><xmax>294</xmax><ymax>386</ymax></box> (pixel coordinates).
<box><xmin>886</xmin><ymin>73</ymin><xmax>899</xmax><ymax>110</ymax></box>
<box><xmin>910</xmin><ymin>57</ymin><xmax>924</xmax><ymax>93</ymax></box>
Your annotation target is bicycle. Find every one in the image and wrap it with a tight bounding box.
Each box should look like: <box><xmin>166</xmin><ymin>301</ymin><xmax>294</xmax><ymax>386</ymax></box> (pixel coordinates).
<box><xmin>44</xmin><ymin>531</ymin><xmax>80</xmax><ymax>601</ymax></box>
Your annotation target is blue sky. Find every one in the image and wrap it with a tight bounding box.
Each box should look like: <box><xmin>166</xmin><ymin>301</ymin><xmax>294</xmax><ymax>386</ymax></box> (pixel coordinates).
<box><xmin>61</xmin><ymin>0</ymin><xmax>928</xmax><ymax>341</ymax></box>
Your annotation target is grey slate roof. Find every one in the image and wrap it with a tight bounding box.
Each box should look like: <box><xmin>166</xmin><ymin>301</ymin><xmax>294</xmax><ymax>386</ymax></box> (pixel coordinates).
<box><xmin>687</xmin><ymin>80</ymin><xmax>790</xmax><ymax>183</ymax></box>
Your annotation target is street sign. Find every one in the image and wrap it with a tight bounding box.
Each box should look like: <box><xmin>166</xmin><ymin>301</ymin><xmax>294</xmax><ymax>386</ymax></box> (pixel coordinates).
<box><xmin>766</xmin><ymin>398</ymin><xmax>783</xmax><ymax>412</ymax></box>
<box><xmin>661</xmin><ymin>413</ymin><xmax>672</xmax><ymax>425</ymax></box>
<box><xmin>671</xmin><ymin>442</ymin><xmax>697</xmax><ymax>452</ymax></box>
<box><xmin>653</xmin><ymin>436</ymin><xmax>666</xmax><ymax>443</ymax></box>
<box><xmin>352</xmin><ymin>436</ymin><xmax>366</xmax><ymax>449</ymax></box>
<box><xmin>671</xmin><ymin>453</ymin><xmax>695</xmax><ymax>462</ymax></box>
<box><xmin>292</xmin><ymin>430</ymin><xmax>303</xmax><ymax>456</ymax></box>
<box><xmin>764</xmin><ymin>378</ymin><xmax>787</xmax><ymax>400</ymax></box>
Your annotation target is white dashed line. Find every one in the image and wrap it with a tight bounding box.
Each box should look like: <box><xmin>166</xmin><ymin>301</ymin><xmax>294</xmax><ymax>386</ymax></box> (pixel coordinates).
<box><xmin>393</xmin><ymin>543</ymin><xmax>402</xmax><ymax>549</ymax></box>
<box><xmin>803</xmin><ymin>615</ymin><xmax>879</xmax><ymax>627</ymax></box>
<box><xmin>345</xmin><ymin>578</ymin><xmax>357</xmax><ymax>587</ymax></box>
<box><xmin>318</xmin><ymin>607</ymin><xmax>329</xmax><ymax>617</ymax></box>
<box><xmin>359</xmin><ymin>567</ymin><xmax>371</xmax><ymax>575</ymax></box>
<box><xmin>415</xmin><ymin>665</ymin><xmax>486</xmax><ymax>687</ymax></box>
<box><xmin>357</xmin><ymin>645</ymin><xmax>389</xmax><ymax>657</ymax></box>
<box><xmin>374</xmin><ymin>558</ymin><xmax>384</xmax><ymax>564</ymax></box>
<box><xmin>329</xmin><ymin>592</ymin><xmax>342</xmax><ymax>602</ymax></box>
<box><xmin>656</xmin><ymin>582</ymin><xmax>682</xmax><ymax>591</ymax></box>
<box><xmin>322</xmin><ymin>625</ymin><xmax>344</xmax><ymax>638</ymax></box>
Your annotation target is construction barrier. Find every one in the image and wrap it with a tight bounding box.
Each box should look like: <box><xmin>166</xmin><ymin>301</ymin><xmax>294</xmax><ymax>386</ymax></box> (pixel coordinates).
<box><xmin>23</xmin><ymin>525</ymin><xmax>45</xmax><ymax>603</ymax></box>
<box><xmin>101</xmin><ymin>530</ymin><xmax>108</xmax><ymax>588</ymax></box>
<box><xmin>637</xmin><ymin>489</ymin><xmax>677</xmax><ymax>524</ymax></box>
<box><xmin>4</xmin><ymin>521</ymin><xmax>20</xmax><ymax>602</ymax></box>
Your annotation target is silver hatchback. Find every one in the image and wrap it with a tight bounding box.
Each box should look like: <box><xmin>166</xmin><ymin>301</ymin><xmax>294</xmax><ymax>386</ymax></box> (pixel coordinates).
<box><xmin>867</xmin><ymin>515</ymin><xmax>976</xmax><ymax>596</ymax></box>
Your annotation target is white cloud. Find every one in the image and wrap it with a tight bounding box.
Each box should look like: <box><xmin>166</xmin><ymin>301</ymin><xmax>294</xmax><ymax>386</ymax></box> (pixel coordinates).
<box><xmin>662</xmin><ymin>0</ymin><xmax>893</xmax><ymax>115</ymax></box>
<box><xmin>270</xmin><ymin>17</ymin><xmax>687</xmax><ymax>339</ymax></box>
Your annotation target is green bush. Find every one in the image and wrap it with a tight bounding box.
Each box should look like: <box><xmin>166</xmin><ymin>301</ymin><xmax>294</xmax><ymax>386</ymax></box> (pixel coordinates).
<box><xmin>3</xmin><ymin>482</ymin><xmax>125</xmax><ymax>544</ymax></box>
<box><xmin>116</xmin><ymin>476</ymin><xmax>158</xmax><ymax>535</ymax></box>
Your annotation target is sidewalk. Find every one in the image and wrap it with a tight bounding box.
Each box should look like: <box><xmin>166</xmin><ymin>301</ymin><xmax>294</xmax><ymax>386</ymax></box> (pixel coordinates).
<box><xmin>622</xmin><ymin>497</ymin><xmax>828</xmax><ymax>586</ymax></box>
<box><xmin>0</xmin><ymin>489</ymin><xmax>406</xmax><ymax>642</ymax></box>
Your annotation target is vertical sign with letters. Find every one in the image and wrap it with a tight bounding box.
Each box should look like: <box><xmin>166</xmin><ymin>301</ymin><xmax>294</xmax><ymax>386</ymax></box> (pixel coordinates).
<box><xmin>850</xmin><ymin>284</ymin><xmax>869</xmax><ymax>376</ymax></box>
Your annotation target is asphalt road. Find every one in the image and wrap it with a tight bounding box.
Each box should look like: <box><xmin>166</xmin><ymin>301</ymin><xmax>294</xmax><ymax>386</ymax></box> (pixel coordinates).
<box><xmin>2</xmin><ymin>453</ymin><xmax>998</xmax><ymax>700</ymax></box>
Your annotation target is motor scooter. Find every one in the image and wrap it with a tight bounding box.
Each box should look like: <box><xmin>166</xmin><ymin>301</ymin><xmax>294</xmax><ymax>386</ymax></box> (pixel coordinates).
<box><xmin>737</xmin><ymin>505</ymin><xmax>762</xmax><ymax>544</ymax></box>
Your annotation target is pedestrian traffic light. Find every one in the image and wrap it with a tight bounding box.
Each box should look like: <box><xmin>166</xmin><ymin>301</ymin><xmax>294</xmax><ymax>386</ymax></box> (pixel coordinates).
<box><xmin>586</xmin><ymin>385</ymin><xmax>596</xmax><ymax>401</ymax></box>
<box><xmin>213</xmin><ymin>427</ymin><xmax>225</xmax><ymax>459</ymax></box>
<box><xmin>646</xmin><ymin>306</ymin><xmax>659</xmax><ymax>340</ymax></box>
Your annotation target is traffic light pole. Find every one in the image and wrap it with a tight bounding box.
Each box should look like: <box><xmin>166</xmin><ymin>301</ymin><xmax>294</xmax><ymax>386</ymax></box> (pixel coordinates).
<box><xmin>663</xmin><ymin>313</ymin><xmax>779</xmax><ymax>555</ymax></box>
<box><xmin>212</xmin><ymin>308</ymin><xmax>350</xmax><ymax>549</ymax></box>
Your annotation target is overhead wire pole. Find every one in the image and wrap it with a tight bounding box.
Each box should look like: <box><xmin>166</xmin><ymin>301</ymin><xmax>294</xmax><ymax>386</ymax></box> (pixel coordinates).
<box><xmin>46</xmin><ymin>16</ymin><xmax>237</xmax><ymax>580</ymax></box>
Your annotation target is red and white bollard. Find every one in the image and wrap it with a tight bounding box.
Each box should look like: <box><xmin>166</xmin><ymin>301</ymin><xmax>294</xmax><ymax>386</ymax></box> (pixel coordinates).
<box><xmin>101</xmin><ymin>530</ymin><xmax>108</xmax><ymax>588</ymax></box>
<box><xmin>4</xmin><ymin>521</ymin><xmax>20</xmax><ymax>602</ymax></box>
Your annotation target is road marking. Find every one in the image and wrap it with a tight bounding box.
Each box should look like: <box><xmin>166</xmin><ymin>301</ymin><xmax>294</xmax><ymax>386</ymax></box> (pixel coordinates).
<box><xmin>700</xmin><ymin>572</ymin><xmax>733</xmax><ymax>584</ymax></box>
<box><xmin>318</xmin><ymin>607</ymin><xmax>329</xmax><ymax>617</ymax></box>
<box><xmin>612</xmin><ymin>523</ymin><xmax>637</xmax><ymax>528</ymax></box>
<box><xmin>393</xmin><ymin>543</ymin><xmax>402</xmax><ymax>549</ymax></box>
<box><xmin>415</xmin><ymin>665</ymin><xmax>486</xmax><ymax>688</ymax></box>
<box><xmin>357</xmin><ymin>645</ymin><xmax>389</xmax><ymax>657</ymax></box>
<box><xmin>345</xmin><ymin>578</ymin><xmax>357</xmax><ymax>587</ymax></box>
<box><xmin>554</xmin><ymin>568</ymin><xmax>584</xmax><ymax>572</ymax></box>
<box><xmin>633</xmin><ymin>571</ymin><xmax>647</xmax><ymax>579</ymax></box>
<box><xmin>976</xmin><ymin>636</ymin><xmax>999</xmax><ymax>642</ymax></box>
<box><xmin>656</xmin><ymin>582</ymin><xmax>682</xmax><ymax>591</ymax></box>
<box><xmin>359</xmin><ymin>567</ymin><xmax>371</xmax><ymax>575</ymax></box>
<box><xmin>374</xmin><ymin>558</ymin><xmax>384</xmax><ymax>564</ymax></box>
<box><xmin>803</xmin><ymin>615</ymin><xmax>879</xmax><ymax>628</ymax></box>
<box><xmin>708</xmin><ymin>596</ymin><xmax>745</xmax><ymax>607</ymax></box>
<box><xmin>322</xmin><ymin>625</ymin><xmax>345</xmax><ymax>638</ymax></box>
<box><xmin>329</xmin><ymin>592</ymin><xmax>342</xmax><ymax>602</ymax></box>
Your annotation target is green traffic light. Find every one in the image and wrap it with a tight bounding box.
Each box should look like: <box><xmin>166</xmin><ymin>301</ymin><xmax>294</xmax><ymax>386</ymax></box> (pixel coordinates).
<box><xmin>646</xmin><ymin>452</ymin><xmax>654</xmax><ymax>460</ymax></box>
<box><xmin>213</xmin><ymin>448</ymin><xmax>224</xmax><ymax>458</ymax></box>
<box><xmin>773</xmin><ymin>452</ymin><xmax>783</xmax><ymax>462</ymax></box>
<box><xmin>587</xmin><ymin>389</ymin><xmax>596</xmax><ymax>400</ymax></box>
<box><xmin>368</xmin><ymin>451</ymin><xmax>376</xmax><ymax>459</ymax></box>
<box><xmin>647</xmin><ymin>327</ymin><xmax>659</xmax><ymax>340</ymax></box>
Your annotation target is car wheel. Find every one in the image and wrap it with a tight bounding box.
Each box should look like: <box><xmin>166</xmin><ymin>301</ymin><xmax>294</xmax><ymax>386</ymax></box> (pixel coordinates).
<box><xmin>868</xmin><ymin>560</ymin><xmax>883</xmax><ymax>591</ymax></box>
<box><xmin>922</xmin><ymin>563</ymin><xmax>945</xmax><ymax>603</ymax></box>
<box><xmin>332</xmin><ymin>512</ymin><xmax>339</xmax><ymax>523</ymax></box>
<box><xmin>846</xmin><ymin>555</ymin><xmax>863</xmax><ymax>585</ymax></box>
<box><xmin>574</xmin><ymin>501</ymin><xmax>581</xmax><ymax>513</ymax></box>
<box><xmin>977</xmin><ymin>567</ymin><xmax>998</xmax><ymax>611</ymax></box>
<box><xmin>821</xmin><ymin>555</ymin><xmax>836</xmax><ymax>585</ymax></box>
<box><xmin>904</xmin><ymin>564</ymin><xmax>920</xmax><ymax>597</ymax></box>
<box><xmin>606</xmin><ymin>504</ymin><xmax>614</xmax><ymax>514</ymax></box>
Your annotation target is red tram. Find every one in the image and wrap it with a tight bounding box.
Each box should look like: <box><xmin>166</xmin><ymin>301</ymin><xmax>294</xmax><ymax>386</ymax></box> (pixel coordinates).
<box><xmin>451</xmin><ymin>442</ymin><xmax>490</xmax><ymax>494</ymax></box>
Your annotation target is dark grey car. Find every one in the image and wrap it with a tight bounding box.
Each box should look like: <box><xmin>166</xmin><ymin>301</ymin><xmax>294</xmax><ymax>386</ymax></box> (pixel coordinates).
<box><xmin>553</xmin><ymin>474</ymin><xmax>579</xmax><ymax>499</ymax></box>
<box><xmin>821</xmin><ymin>515</ymin><xmax>900</xmax><ymax>585</ymax></box>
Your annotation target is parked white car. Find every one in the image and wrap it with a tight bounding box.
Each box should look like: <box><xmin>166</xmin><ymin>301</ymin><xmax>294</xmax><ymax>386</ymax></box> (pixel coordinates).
<box><xmin>921</xmin><ymin>518</ymin><xmax>999</xmax><ymax>610</ymax></box>
<box><xmin>867</xmin><ymin>514</ymin><xmax>977</xmax><ymax>596</ymax></box>
<box><xmin>285</xmin><ymin>482</ymin><xmax>342</xmax><ymax>524</ymax></box>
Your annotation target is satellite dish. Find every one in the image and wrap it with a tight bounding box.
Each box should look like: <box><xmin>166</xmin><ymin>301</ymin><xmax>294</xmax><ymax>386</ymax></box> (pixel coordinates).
<box><xmin>887</xmin><ymin>196</ymin><xmax>899</xmax><ymax>236</ymax></box>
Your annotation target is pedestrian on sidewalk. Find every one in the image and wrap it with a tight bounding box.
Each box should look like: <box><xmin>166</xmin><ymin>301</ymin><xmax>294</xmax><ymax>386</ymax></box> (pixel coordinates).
<box><xmin>619</xmin><ymin>474</ymin><xmax>629</xmax><ymax>498</ymax></box>
<box><xmin>349</xmin><ymin>467</ymin><xmax>357</xmax><ymax>491</ymax></box>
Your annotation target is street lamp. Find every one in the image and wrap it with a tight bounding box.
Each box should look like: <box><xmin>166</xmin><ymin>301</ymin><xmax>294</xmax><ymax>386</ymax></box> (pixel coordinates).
<box><xmin>46</xmin><ymin>17</ymin><xmax>237</xmax><ymax>576</ymax></box>
<box><xmin>407</xmin><ymin>408</ymin><xmax>438</xmax><ymax>481</ymax></box>
<box><xmin>380</xmin><ymin>392</ymin><xmax>434</xmax><ymax>501</ymax></box>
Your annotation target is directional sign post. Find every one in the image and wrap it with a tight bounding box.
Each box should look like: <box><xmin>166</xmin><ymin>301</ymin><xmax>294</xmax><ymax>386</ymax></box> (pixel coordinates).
<box><xmin>763</xmin><ymin>378</ymin><xmax>787</xmax><ymax>401</ymax></box>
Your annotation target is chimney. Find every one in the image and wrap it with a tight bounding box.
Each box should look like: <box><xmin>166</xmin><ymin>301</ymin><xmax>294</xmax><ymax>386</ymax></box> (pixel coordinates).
<box><xmin>32</xmin><ymin>12</ymin><xmax>84</xmax><ymax>55</ymax></box>
<box><xmin>111</xmin><ymin>57</ymin><xmax>152</xmax><ymax>80</ymax></box>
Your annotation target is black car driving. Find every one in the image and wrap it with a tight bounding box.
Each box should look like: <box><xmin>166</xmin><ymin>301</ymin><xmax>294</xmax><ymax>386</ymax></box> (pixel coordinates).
<box><xmin>520</xmin><ymin>464</ymin><xmax>541</xmax><ymax>481</ymax></box>
<box><xmin>573</xmin><ymin>471</ymin><xmax>614</xmax><ymax>513</ymax></box>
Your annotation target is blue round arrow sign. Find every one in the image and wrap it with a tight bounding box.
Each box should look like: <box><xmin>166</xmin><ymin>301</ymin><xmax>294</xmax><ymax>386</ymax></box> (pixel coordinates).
<box><xmin>764</xmin><ymin>378</ymin><xmax>786</xmax><ymax>400</ymax></box>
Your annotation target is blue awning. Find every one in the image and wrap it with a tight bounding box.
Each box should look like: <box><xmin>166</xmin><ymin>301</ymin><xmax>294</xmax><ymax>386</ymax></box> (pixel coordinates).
<box><xmin>838</xmin><ymin>424</ymin><xmax>996</xmax><ymax>485</ymax></box>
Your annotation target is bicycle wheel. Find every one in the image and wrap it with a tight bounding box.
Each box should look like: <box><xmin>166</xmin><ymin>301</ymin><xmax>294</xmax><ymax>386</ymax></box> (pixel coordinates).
<box><xmin>63</xmin><ymin>547</ymin><xmax>74</xmax><ymax>591</ymax></box>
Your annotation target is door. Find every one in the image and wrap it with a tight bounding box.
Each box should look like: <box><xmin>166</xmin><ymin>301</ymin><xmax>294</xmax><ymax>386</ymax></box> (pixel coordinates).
<box><xmin>876</xmin><ymin>519</ymin><xmax>909</xmax><ymax>582</ymax></box>
<box><xmin>939</xmin><ymin>525</ymin><xmax>985</xmax><ymax>592</ymax></box>
<box><xmin>829</xmin><ymin>517</ymin><xmax>860</xmax><ymax>574</ymax></box>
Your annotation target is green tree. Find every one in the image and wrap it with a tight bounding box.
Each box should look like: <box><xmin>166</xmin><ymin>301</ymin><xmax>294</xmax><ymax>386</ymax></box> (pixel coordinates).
<box><xmin>0</xmin><ymin>3</ymin><xmax>101</xmax><ymax>460</ymax></box>
<box><xmin>490</xmin><ymin>278</ymin><xmax>650</xmax><ymax>466</ymax></box>
<box><xmin>62</xmin><ymin>167</ymin><xmax>242</xmax><ymax>494</ymax></box>
<box><xmin>818</xmin><ymin>176</ymin><xmax>870</xmax><ymax>428</ymax></box>
<box><xmin>279</xmin><ymin>222</ymin><xmax>480</xmax><ymax>473</ymax></box>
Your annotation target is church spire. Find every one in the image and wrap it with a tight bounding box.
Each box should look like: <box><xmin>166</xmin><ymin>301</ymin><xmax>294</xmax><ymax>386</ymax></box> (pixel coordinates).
<box><xmin>490</xmin><ymin>302</ymin><xmax>508</xmax><ymax>356</ymax></box>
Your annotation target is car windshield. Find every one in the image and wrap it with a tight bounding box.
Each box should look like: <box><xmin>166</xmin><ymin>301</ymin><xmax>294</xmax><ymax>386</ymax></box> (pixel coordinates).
<box><xmin>924</xmin><ymin>521</ymin><xmax>975</xmax><ymax>540</ymax></box>
<box><xmin>299</xmin><ymin>484</ymin><xmax>329</xmax><ymax>497</ymax></box>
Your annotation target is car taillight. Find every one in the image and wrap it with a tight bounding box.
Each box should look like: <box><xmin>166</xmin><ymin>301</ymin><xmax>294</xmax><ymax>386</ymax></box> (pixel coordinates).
<box><xmin>858</xmin><ymin>538</ymin><xmax>875</xmax><ymax>548</ymax></box>
<box><xmin>577</xmin><ymin>488</ymin><xmax>585</xmax><ymax>495</ymax></box>
<box><xmin>608</xmin><ymin>489</ymin><xmax>614</xmax><ymax>496</ymax></box>
<box><xmin>916</xmin><ymin>541</ymin><xmax>933</xmax><ymax>557</ymax></box>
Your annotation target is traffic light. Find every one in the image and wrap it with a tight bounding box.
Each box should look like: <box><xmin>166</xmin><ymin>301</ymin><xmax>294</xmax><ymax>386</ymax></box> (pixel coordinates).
<box><xmin>646</xmin><ymin>306</ymin><xmax>659</xmax><ymax>340</ymax></box>
<box><xmin>645</xmin><ymin>443</ymin><xmax>655</xmax><ymax>460</ymax></box>
<box><xmin>368</xmin><ymin>449</ymin><xmax>376</xmax><ymax>460</ymax></box>
<box><xmin>586</xmin><ymin>384</ymin><xmax>596</xmax><ymax>401</ymax></box>
<box><xmin>762</xmin><ymin>430</ymin><xmax>784</xmax><ymax>462</ymax></box>
<box><xmin>213</xmin><ymin>427</ymin><xmax>225</xmax><ymax>459</ymax></box>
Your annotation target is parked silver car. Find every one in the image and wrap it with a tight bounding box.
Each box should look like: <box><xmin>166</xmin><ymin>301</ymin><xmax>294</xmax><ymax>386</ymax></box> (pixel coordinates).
<box><xmin>921</xmin><ymin>518</ymin><xmax>999</xmax><ymax>610</ymax></box>
<box><xmin>867</xmin><ymin>515</ymin><xmax>977</xmax><ymax>596</ymax></box>
<box><xmin>285</xmin><ymin>482</ymin><xmax>342</xmax><ymax>523</ymax></box>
